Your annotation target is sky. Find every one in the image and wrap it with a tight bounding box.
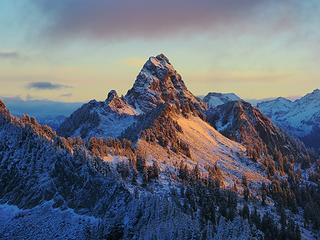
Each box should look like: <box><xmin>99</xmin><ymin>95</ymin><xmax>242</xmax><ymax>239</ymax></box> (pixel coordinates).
<box><xmin>0</xmin><ymin>0</ymin><xmax>320</xmax><ymax>102</ymax></box>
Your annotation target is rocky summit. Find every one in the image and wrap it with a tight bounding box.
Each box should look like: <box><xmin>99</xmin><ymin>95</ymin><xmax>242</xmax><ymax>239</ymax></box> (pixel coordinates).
<box><xmin>125</xmin><ymin>54</ymin><xmax>206</xmax><ymax>115</ymax></box>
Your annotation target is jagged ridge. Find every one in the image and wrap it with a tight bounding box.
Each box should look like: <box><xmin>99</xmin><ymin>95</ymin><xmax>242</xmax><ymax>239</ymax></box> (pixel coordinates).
<box><xmin>207</xmin><ymin>100</ymin><xmax>312</xmax><ymax>173</ymax></box>
<box><xmin>58</xmin><ymin>90</ymin><xmax>138</xmax><ymax>139</ymax></box>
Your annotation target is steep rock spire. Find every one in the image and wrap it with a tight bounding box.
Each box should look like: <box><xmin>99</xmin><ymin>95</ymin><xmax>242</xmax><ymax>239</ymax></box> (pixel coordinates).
<box><xmin>125</xmin><ymin>54</ymin><xmax>206</xmax><ymax>115</ymax></box>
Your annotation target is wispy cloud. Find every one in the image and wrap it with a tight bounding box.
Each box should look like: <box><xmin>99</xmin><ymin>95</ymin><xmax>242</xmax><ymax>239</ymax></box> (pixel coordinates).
<box><xmin>27</xmin><ymin>81</ymin><xmax>71</xmax><ymax>90</ymax></box>
<box><xmin>60</xmin><ymin>93</ymin><xmax>72</xmax><ymax>97</ymax></box>
<box><xmin>0</xmin><ymin>51</ymin><xmax>21</xmax><ymax>60</ymax></box>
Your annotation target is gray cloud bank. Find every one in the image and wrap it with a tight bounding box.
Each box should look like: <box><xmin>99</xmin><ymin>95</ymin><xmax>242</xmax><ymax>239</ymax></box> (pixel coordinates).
<box><xmin>31</xmin><ymin>0</ymin><xmax>304</xmax><ymax>41</ymax></box>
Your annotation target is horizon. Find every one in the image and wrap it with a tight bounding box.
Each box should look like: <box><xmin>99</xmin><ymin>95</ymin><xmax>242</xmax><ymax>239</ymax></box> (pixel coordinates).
<box><xmin>0</xmin><ymin>84</ymin><xmax>316</xmax><ymax>119</ymax></box>
<box><xmin>0</xmin><ymin>85</ymin><xmax>315</xmax><ymax>104</ymax></box>
<box><xmin>1</xmin><ymin>1</ymin><xmax>320</xmax><ymax>102</ymax></box>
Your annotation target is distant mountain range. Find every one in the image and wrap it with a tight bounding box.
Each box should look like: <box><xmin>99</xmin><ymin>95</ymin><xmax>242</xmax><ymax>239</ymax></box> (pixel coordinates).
<box><xmin>4</xmin><ymin>88</ymin><xmax>319</xmax><ymax>151</ymax></box>
<box><xmin>203</xmin><ymin>92</ymin><xmax>240</xmax><ymax>109</ymax></box>
<box><xmin>203</xmin><ymin>90</ymin><xmax>320</xmax><ymax>153</ymax></box>
<box><xmin>257</xmin><ymin>89</ymin><xmax>320</xmax><ymax>152</ymax></box>
<box><xmin>1</xmin><ymin>54</ymin><xmax>320</xmax><ymax>239</ymax></box>
<box><xmin>1</xmin><ymin>97</ymin><xmax>82</xmax><ymax>118</ymax></box>
<box><xmin>0</xmin><ymin>97</ymin><xmax>82</xmax><ymax>129</ymax></box>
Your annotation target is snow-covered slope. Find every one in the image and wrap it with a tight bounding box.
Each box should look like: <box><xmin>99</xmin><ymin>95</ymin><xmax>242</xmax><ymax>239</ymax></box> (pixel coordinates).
<box><xmin>257</xmin><ymin>89</ymin><xmax>320</xmax><ymax>152</ymax></box>
<box><xmin>175</xmin><ymin>115</ymin><xmax>268</xmax><ymax>186</ymax></box>
<box><xmin>256</xmin><ymin>97</ymin><xmax>293</xmax><ymax>119</ymax></box>
<box><xmin>0</xmin><ymin>101</ymin><xmax>201</xmax><ymax>239</ymax></box>
<box><xmin>38</xmin><ymin>115</ymin><xmax>66</xmax><ymax>130</ymax></box>
<box><xmin>204</xmin><ymin>92</ymin><xmax>241</xmax><ymax>109</ymax></box>
<box><xmin>0</xmin><ymin>100</ymin><xmax>266</xmax><ymax>239</ymax></box>
<box><xmin>123</xmin><ymin>103</ymin><xmax>268</xmax><ymax>188</ymax></box>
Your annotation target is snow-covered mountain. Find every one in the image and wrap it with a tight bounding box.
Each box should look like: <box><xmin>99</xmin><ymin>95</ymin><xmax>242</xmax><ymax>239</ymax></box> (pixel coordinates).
<box><xmin>0</xmin><ymin>99</ymin><xmax>267</xmax><ymax>239</ymax></box>
<box><xmin>1</xmin><ymin>55</ymin><xmax>320</xmax><ymax>239</ymax></box>
<box><xmin>203</xmin><ymin>92</ymin><xmax>241</xmax><ymax>109</ymax></box>
<box><xmin>0</xmin><ymin>100</ymin><xmax>216</xmax><ymax>239</ymax></box>
<box><xmin>207</xmin><ymin>100</ymin><xmax>311</xmax><ymax>170</ymax></box>
<box><xmin>58</xmin><ymin>90</ymin><xmax>138</xmax><ymax>139</ymax></box>
<box><xmin>59</xmin><ymin>54</ymin><xmax>267</xmax><ymax>187</ymax></box>
<box><xmin>58</xmin><ymin>54</ymin><xmax>206</xmax><ymax>139</ymax></box>
<box><xmin>257</xmin><ymin>89</ymin><xmax>320</xmax><ymax>152</ymax></box>
<box><xmin>256</xmin><ymin>97</ymin><xmax>293</xmax><ymax>118</ymax></box>
<box><xmin>125</xmin><ymin>54</ymin><xmax>206</xmax><ymax>115</ymax></box>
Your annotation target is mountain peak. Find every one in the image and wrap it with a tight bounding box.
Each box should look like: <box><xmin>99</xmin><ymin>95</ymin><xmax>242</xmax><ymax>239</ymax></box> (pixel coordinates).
<box><xmin>141</xmin><ymin>53</ymin><xmax>176</xmax><ymax>80</ymax></box>
<box><xmin>204</xmin><ymin>92</ymin><xmax>241</xmax><ymax>109</ymax></box>
<box><xmin>312</xmin><ymin>88</ymin><xmax>320</xmax><ymax>95</ymax></box>
<box><xmin>125</xmin><ymin>54</ymin><xmax>205</xmax><ymax>114</ymax></box>
<box><xmin>147</xmin><ymin>53</ymin><xmax>171</xmax><ymax>69</ymax></box>
<box><xmin>275</xmin><ymin>97</ymin><xmax>292</xmax><ymax>102</ymax></box>
<box><xmin>298</xmin><ymin>88</ymin><xmax>320</xmax><ymax>103</ymax></box>
<box><xmin>154</xmin><ymin>53</ymin><xmax>171</xmax><ymax>64</ymax></box>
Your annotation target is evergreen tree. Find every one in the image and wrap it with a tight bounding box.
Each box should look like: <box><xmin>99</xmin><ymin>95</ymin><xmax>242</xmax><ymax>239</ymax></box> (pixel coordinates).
<box><xmin>241</xmin><ymin>203</ymin><xmax>250</xmax><ymax>219</ymax></box>
<box><xmin>261</xmin><ymin>213</ymin><xmax>279</xmax><ymax>240</ymax></box>
<box><xmin>191</xmin><ymin>164</ymin><xmax>200</xmax><ymax>181</ymax></box>
<box><xmin>250</xmin><ymin>207</ymin><xmax>261</xmax><ymax>229</ymax></box>
<box><xmin>261</xmin><ymin>183</ymin><xmax>267</xmax><ymax>206</ymax></box>
<box><xmin>148</xmin><ymin>161</ymin><xmax>160</xmax><ymax>180</ymax></box>
<box><xmin>242</xmin><ymin>175</ymin><xmax>250</xmax><ymax>201</ymax></box>
<box><xmin>178</xmin><ymin>161</ymin><xmax>189</xmax><ymax>181</ymax></box>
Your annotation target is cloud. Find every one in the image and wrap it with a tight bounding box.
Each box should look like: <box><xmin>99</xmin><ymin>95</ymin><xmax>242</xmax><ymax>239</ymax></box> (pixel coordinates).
<box><xmin>27</xmin><ymin>81</ymin><xmax>71</xmax><ymax>90</ymax></box>
<box><xmin>31</xmin><ymin>0</ymin><xmax>298</xmax><ymax>42</ymax></box>
<box><xmin>60</xmin><ymin>93</ymin><xmax>72</xmax><ymax>97</ymax></box>
<box><xmin>0</xmin><ymin>51</ymin><xmax>21</xmax><ymax>60</ymax></box>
